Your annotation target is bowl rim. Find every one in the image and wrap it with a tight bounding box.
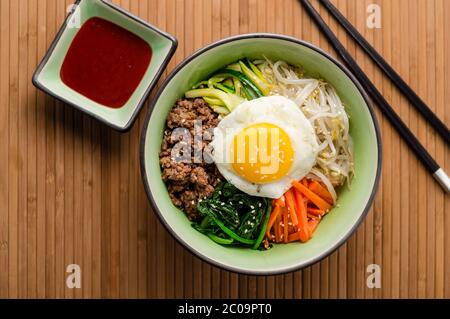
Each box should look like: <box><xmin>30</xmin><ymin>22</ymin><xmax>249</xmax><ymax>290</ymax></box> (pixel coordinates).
<box><xmin>32</xmin><ymin>0</ymin><xmax>178</xmax><ymax>132</ymax></box>
<box><xmin>139</xmin><ymin>33</ymin><xmax>382</xmax><ymax>275</ymax></box>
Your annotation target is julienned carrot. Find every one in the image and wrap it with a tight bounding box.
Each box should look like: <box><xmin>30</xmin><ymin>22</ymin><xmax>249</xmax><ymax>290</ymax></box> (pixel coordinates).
<box><xmin>292</xmin><ymin>181</ymin><xmax>332</xmax><ymax>212</ymax></box>
<box><xmin>265</xmin><ymin>179</ymin><xmax>335</xmax><ymax>244</ymax></box>
<box><xmin>307</xmin><ymin>213</ymin><xmax>321</xmax><ymax>220</ymax></box>
<box><xmin>274</xmin><ymin>213</ymin><xmax>281</xmax><ymax>243</ymax></box>
<box><xmin>307</xmin><ymin>207</ymin><xmax>326</xmax><ymax>217</ymax></box>
<box><xmin>266</xmin><ymin>195</ymin><xmax>288</xmax><ymax>240</ymax></box>
<box><xmin>275</xmin><ymin>196</ymin><xmax>286</xmax><ymax>208</ymax></box>
<box><xmin>287</xmin><ymin>232</ymin><xmax>300</xmax><ymax>243</ymax></box>
<box><xmin>266</xmin><ymin>205</ymin><xmax>281</xmax><ymax>238</ymax></box>
<box><xmin>283</xmin><ymin>204</ymin><xmax>288</xmax><ymax>244</ymax></box>
<box><xmin>288</xmin><ymin>219</ymin><xmax>320</xmax><ymax>242</ymax></box>
<box><xmin>278</xmin><ymin>209</ymin><xmax>285</xmax><ymax>243</ymax></box>
<box><xmin>293</xmin><ymin>189</ymin><xmax>310</xmax><ymax>242</ymax></box>
<box><xmin>308</xmin><ymin>219</ymin><xmax>319</xmax><ymax>234</ymax></box>
<box><xmin>284</xmin><ymin>190</ymin><xmax>298</xmax><ymax>226</ymax></box>
<box><xmin>309</xmin><ymin>181</ymin><xmax>333</xmax><ymax>204</ymax></box>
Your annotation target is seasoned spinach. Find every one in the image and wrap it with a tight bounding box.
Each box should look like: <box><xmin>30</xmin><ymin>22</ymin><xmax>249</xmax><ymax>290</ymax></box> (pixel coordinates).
<box><xmin>194</xmin><ymin>182</ymin><xmax>272</xmax><ymax>249</ymax></box>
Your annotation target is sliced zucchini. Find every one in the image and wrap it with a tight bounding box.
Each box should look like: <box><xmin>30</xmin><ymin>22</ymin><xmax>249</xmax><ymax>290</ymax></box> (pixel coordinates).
<box><xmin>185</xmin><ymin>88</ymin><xmax>244</xmax><ymax>112</ymax></box>
<box><xmin>215</xmin><ymin>69</ymin><xmax>264</xmax><ymax>98</ymax></box>
<box><xmin>239</xmin><ymin>61</ymin><xmax>270</xmax><ymax>96</ymax></box>
<box><xmin>203</xmin><ymin>96</ymin><xmax>225</xmax><ymax>107</ymax></box>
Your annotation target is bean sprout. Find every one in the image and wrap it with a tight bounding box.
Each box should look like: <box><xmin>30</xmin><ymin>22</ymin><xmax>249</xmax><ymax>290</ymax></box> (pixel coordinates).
<box><xmin>260</xmin><ymin>58</ymin><xmax>355</xmax><ymax>192</ymax></box>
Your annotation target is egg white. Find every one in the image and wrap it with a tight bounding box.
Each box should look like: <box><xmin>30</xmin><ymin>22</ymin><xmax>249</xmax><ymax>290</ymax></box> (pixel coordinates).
<box><xmin>211</xmin><ymin>96</ymin><xmax>319</xmax><ymax>199</ymax></box>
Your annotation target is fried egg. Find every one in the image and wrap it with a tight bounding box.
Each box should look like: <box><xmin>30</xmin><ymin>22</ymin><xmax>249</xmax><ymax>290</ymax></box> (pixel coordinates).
<box><xmin>211</xmin><ymin>96</ymin><xmax>319</xmax><ymax>199</ymax></box>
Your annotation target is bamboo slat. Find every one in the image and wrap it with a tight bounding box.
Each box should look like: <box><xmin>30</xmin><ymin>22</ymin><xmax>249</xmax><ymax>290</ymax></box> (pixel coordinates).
<box><xmin>0</xmin><ymin>0</ymin><xmax>448</xmax><ymax>299</ymax></box>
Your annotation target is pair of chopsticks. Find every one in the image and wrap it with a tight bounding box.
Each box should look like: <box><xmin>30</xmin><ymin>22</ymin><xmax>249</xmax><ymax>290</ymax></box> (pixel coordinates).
<box><xmin>300</xmin><ymin>0</ymin><xmax>450</xmax><ymax>193</ymax></box>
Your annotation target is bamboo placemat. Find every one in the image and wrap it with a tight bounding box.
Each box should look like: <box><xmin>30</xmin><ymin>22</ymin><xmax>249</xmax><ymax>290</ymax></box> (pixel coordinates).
<box><xmin>0</xmin><ymin>0</ymin><xmax>448</xmax><ymax>298</ymax></box>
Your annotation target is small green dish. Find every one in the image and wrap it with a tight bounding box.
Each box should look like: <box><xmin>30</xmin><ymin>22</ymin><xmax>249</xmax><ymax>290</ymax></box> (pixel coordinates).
<box><xmin>32</xmin><ymin>0</ymin><xmax>177</xmax><ymax>132</ymax></box>
<box><xmin>140</xmin><ymin>34</ymin><xmax>382</xmax><ymax>275</ymax></box>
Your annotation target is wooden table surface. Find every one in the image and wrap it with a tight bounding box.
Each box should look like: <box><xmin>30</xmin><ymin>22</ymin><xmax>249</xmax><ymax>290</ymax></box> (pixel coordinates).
<box><xmin>0</xmin><ymin>0</ymin><xmax>449</xmax><ymax>299</ymax></box>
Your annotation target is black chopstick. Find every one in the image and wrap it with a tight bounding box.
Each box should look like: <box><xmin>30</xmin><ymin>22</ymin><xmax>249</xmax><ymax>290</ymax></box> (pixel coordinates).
<box><xmin>319</xmin><ymin>0</ymin><xmax>450</xmax><ymax>145</ymax></box>
<box><xmin>299</xmin><ymin>0</ymin><xmax>450</xmax><ymax>193</ymax></box>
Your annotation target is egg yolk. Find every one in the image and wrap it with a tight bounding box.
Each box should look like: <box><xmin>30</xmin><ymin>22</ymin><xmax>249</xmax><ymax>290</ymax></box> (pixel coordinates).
<box><xmin>232</xmin><ymin>123</ymin><xmax>294</xmax><ymax>184</ymax></box>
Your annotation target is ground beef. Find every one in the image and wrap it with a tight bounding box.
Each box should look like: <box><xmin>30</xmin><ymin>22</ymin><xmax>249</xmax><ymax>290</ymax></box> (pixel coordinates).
<box><xmin>160</xmin><ymin>98</ymin><xmax>222</xmax><ymax>220</ymax></box>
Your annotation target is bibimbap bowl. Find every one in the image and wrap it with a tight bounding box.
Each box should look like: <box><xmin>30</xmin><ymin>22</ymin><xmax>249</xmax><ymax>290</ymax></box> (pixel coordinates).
<box><xmin>140</xmin><ymin>34</ymin><xmax>382</xmax><ymax>275</ymax></box>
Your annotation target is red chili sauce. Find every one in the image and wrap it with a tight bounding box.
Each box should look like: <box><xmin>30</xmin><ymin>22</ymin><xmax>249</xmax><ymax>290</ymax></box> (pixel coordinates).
<box><xmin>60</xmin><ymin>17</ymin><xmax>152</xmax><ymax>108</ymax></box>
